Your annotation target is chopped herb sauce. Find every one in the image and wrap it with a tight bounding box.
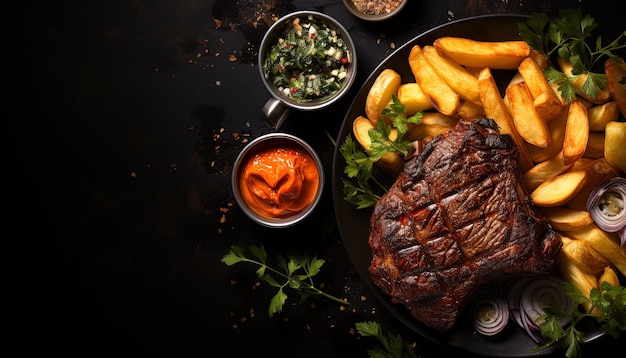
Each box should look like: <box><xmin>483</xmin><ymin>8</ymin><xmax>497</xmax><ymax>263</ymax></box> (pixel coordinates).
<box><xmin>263</xmin><ymin>15</ymin><xmax>352</xmax><ymax>103</ymax></box>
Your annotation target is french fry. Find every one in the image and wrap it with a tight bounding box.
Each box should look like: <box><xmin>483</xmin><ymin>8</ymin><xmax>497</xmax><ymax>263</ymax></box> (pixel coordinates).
<box><xmin>397</xmin><ymin>83</ymin><xmax>434</xmax><ymax>115</ymax></box>
<box><xmin>522</xmin><ymin>150</ymin><xmax>573</xmax><ymax>191</ymax></box>
<box><xmin>562</xmin><ymin>99</ymin><xmax>589</xmax><ymax>166</ymax></box>
<box><xmin>604</xmin><ymin>121</ymin><xmax>626</xmax><ymax>174</ymax></box>
<box><xmin>604</xmin><ymin>57</ymin><xmax>626</xmax><ymax>118</ymax></box>
<box><xmin>455</xmin><ymin>100</ymin><xmax>484</xmax><ymax>120</ymax></box>
<box><xmin>352</xmin><ymin>115</ymin><xmax>404</xmax><ymax>177</ymax></box>
<box><xmin>525</xmin><ymin>107</ymin><xmax>567</xmax><ymax>163</ymax></box>
<box><xmin>530</xmin><ymin>170</ymin><xmax>587</xmax><ymax>207</ymax></box>
<box><xmin>365</xmin><ymin>69</ymin><xmax>402</xmax><ymax>125</ymax></box>
<box><xmin>422</xmin><ymin>45</ymin><xmax>482</xmax><ymax>105</ymax></box>
<box><xmin>404</xmin><ymin>112</ymin><xmax>458</xmax><ymax>141</ymax></box>
<box><xmin>539</xmin><ymin>206</ymin><xmax>593</xmax><ymax>232</ymax></box>
<box><xmin>505</xmin><ymin>82</ymin><xmax>550</xmax><ymax>147</ymax></box>
<box><xmin>598</xmin><ymin>266</ymin><xmax>620</xmax><ymax>288</ymax></box>
<box><xmin>587</xmin><ymin>102</ymin><xmax>619</xmax><ymax>131</ymax></box>
<box><xmin>567</xmin><ymin>158</ymin><xmax>619</xmax><ymax>210</ymax></box>
<box><xmin>433</xmin><ymin>37</ymin><xmax>530</xmax><ymax>70</ymax></box>
<box><xmin>477</xmin><ymin>67</ymin><xmax>534</xmax><ymax>171</ymax></box>
<box><xmin>518</xmin><ymin>57</ymin><xmax>565</xmax><ymax>121</ymax></box>
<box><xmin>557</xmin><ymin>57</ymin><xmax>611</xmax><ymax>104</ymax></box>
<box><xmin>408</xmin><ymin>45</ymin><xmax>461</xmax><ymax>116</ymax></box>
<box><xmin>582</xmin><ymin>132</ymin><xmax>605</xmax><ymax>159</ymax></box>
<box><xmin>567</xmin><ymin>223</ymin><xmax>626</xmax><ymax>276</ymax></box>
<box><xmin>555</xmin><ymin>246</ymin><xmax>597</xmax><ymax>312</ymax></box>
<box><xmin>559</xmin><ymin>234</ymin><xmax>610</xmax><ymax>275</ymax></box>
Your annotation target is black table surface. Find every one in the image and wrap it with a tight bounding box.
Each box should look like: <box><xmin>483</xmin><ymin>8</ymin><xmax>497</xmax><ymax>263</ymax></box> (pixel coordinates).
<box><xmin>13</xmin><ymin>0</ymin><xmax>624</xmax><ymax>357</ymax></box>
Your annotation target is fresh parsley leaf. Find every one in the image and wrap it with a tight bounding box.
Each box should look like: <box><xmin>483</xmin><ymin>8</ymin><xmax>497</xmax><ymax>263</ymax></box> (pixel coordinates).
<box><xmin>221</xmin><ymin>245</ymin><xmax>349</xmax><ymax>317</ymax></box>
<box><xmin>533</xmin><ymin>281</ymin><xmax>626</xmax><ymax>358</ymax></box>
<box><xmin>356</xmin><ymin>321</ymin><xmax>417</xmax><ymax>358</ymax></box>
<box><xmin>518</xmin><ymin>8</ymin><xmax>626</xmax><ymax>102</ymax></box>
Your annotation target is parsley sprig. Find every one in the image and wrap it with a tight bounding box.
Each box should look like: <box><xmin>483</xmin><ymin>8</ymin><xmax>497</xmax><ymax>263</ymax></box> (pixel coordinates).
<box><xmin>221</xmin><ymin>245</ymin><xmax>349</xmax><ymax>317</ymax></box>
<box><xmin>533</xmin><ymin>281</ymin><xmax>626</xmax><ymax>358</ymax></box>
<box><xmin>339</xmin><ymin>95</ymin><xmax>422</xmax><ymax>209</ymax></box>
<box><xmin>518</xmin><ymin>8</ymin><xmax>626</xmax><ymax>102</ymax></box>
<box><xmin>356</xmin><ymin>321</ymin><xmax>417</xmax><ymax>358</ymax></box>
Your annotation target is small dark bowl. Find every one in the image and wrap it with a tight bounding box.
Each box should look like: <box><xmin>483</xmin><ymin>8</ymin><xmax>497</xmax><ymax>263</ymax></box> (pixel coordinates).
<box><xmin>231</xmin><ymin>133</ymin><xmax>325</xmax><ymax>228</ymax></box>
<box><xmin>258</xmin><ymin>11</ymin><xmax>357</xmax><ymax>129</ymax></box>
<box><xmin>343</xmin><ymin>0</ymin><xmax>407</xmax><ymax>22</ymax></box>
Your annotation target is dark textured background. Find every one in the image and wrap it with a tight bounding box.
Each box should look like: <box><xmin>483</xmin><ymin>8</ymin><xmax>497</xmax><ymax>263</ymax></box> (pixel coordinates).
<box><xmin>13</xmin><ymin>0</ymin><xmax>624</xmax><ymax>357</ymax></box>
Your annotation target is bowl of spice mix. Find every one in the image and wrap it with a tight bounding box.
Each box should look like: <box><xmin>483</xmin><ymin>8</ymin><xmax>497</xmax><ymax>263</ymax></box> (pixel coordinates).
<box><xmin>343</xmin><ymin>0</ymin><xmax>407</xmax><ymax>21</ymax></box>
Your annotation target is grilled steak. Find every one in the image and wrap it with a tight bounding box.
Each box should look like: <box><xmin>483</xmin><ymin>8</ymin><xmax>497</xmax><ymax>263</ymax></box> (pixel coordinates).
<box><xmin>368</xmin><ymin>118</ymin><xmax>561</xmax><ymax>332</ymax></box>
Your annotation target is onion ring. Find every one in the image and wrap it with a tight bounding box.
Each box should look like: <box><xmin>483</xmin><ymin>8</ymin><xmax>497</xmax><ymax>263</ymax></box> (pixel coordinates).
<box><xmin>586</xmin><ymin>177</ymin><xmax>626</xmax><ymax>245</ymax></box>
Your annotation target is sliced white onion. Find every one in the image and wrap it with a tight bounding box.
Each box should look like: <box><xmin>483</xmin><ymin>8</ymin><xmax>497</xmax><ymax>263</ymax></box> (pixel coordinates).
<box><xmin>586</xmin><ymin>177</ymin><xmax>626</xmax><ymax>245</ymax></box>
<box><xmin>470</xmin><ymin>291</ymin><xmax>510</xmax><ymax>336</ymax></box>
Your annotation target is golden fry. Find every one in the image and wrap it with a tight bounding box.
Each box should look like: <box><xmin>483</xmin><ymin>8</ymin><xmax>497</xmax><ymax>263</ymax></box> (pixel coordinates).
<box><xmin>422</xmin><ymin>45</ymin><xmax>482</xmax><ymax>105</ymax></box>
<box><xmin>567</xmin><ymin>158</ymin><xmax>618</xmax><ymax>210</ymax></box>
<box><xmin>522</xmin><ymin>151</ymin><xmax>573</xmax><ymax>191</ymax></box>
<box><xmin>505</xmin><ymin>82</ymin><xmax>550</xmax><ymax>147</ymax></box>
<box><xmin>560</xmin><ymin>235</ymin><xmax>610</xmax><ymax>275</ymax></box>
<box><xmin>408</xmin><ymin>45</ymin><xmax>460</xmax><ymax>116</ymax></box>
<box><xmin>397</xmin><ymin>83</ymin><xmax>434</xmax><ymax>115</ymax></box>
<box><xmin>365</xmin><ymin>69</ymin><xmax>402</xmax><ymax>125</ymax></box>
<box><xmin>403</xmin><ymin>112</ymin><xmax>458</xmax><ymax>141</ymax></box>
<box><xmin>518</xmin><ymin>57</ymin><xmax>565</xmax><ymax>121</ymax></box>
<box><xmin>530</xmin><ymin>170</ymin><xmax>587</xmax><ymax>207</ymax></box>
<box><xmin>604</xmin><ymin>121</ymin><xmax>626</xmax><ymax>174</ymax></box>
<box><xmin>582</xmin><ymin>132</ymin><xmax>605</xmax><ymax>159</ymax></box>
<box><xmin>557</xmin><ymin>57</ymin><xmax>611</xmax><ymax>104</ymax></box>
<box><xmin>604</xmin><ymin>57</ymin><xmax>626</xmax><ymax>118</ymax></box>
<box><xmin>433</xmin><ymin>37</ymin><xmax>530</xmax><ymax>70</ymax></box>
<box><xmin>352</xmin><ymin>115</ymin><xmax>404</xmax><ymax>177</ymax></box>
<box><xmin>477</xmin><ymin>67</ymin><xmax>534</xmax><ymax>171</ymax></box>
<box><xmin>567</xmin><ymin>223</ymin><xmax>626</xmax><ymax>276</ymax></box>
<box><xmin>562</xmin><ymin>99</ymin><xmax>589</xmax><ymax>166</ymax></box>
<box><xmin>525</xmin><ymin>107</ymin><xmax>567</xmax><ymax>163</ymax></box>
<box><xmin>539</xmin><ymin>206</ymin><xmax>593</xmax><ymax>232</ymax></box>
<box><xmin>587</xmin><ymin>102</ymin><xmax>619</xmax><ymax>131</ymax></box>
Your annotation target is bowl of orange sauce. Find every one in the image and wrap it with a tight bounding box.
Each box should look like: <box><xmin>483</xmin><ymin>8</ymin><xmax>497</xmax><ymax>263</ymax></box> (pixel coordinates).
<box><xmin>232</xmin><ymin>132</ymin><xmax>324</xmax><ymax>228</ymax></box>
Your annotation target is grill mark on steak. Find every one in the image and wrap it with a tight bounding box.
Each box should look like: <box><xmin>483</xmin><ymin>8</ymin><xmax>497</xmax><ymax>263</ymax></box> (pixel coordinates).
<box><xmin>368</xmin><ymin>118</ymin><xmax>561</xmax><ymax>333</ymax></box>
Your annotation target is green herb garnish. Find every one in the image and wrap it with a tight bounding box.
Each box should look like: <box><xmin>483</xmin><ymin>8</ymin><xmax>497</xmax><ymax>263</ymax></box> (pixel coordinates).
<box><xmin>518</xmin><ymin>8</ymin><xmax>626</xmax><ymax>102</ymax></box>
<box><xmin>338</xmin><ymin>96</ymin><xmax>423</xmax><ymax>209</ymax></box>
<box><xmin>356</xmin><ymin>321</ymin><xmax>418</xmax><ymax>358</ymax></box>
<box><xmin>533</xmin><ymin>281</ymin><xmax>626</xmax><ymax>358</ymax></box>
<box><xmin>221</xmin><ymin>245</ymin><xmax>349</xmax><ymax>317</ymax></box>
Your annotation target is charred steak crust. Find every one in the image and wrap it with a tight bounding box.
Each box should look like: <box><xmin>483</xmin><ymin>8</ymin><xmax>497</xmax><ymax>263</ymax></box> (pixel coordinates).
<box><xmin>368</xmin><ymin>118</ymin><xmax>561</xmax><ymax>333</ymax></box>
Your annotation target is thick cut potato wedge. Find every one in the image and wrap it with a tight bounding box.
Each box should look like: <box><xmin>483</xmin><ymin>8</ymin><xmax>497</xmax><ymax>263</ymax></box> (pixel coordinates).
<box><xmin>396</xmin><ymin>83</ymin><xmax>434</xmax><ymax>115</ymax></box>
<box><xmin>588</xmin><ymin>102</ymin><xmax>619</xmax><ymax>131</ymax></box>
<box><xmin>365</xmin><ymin>69</ymin><xmax>402</xmax><ymax>125</ymax></box>
<box><xmin>408</xmin><ymin>45</ymin><xmax>460</xmax><ymax>116</ymax></box>
<box><xmin>604</xmin><ymin>58</ymin><xmax>626</xmax><ymax>118</ymax></box>
<box><xmin>567</xmin><ymin>223</ymin><xmax>626</xmax><ymax>276</ymax></box>
<box><xmin>352</xmin><ymin>115</ymin><xmax>404</xmax><ymax>177</ymax></box>
<box><xmin>555</xmin><ymin>247</ymin><xmax>597</xmax><ymax>311</ymax></box>
<box><xmin>560</xmin><ymin>236</ymin><xmax>611</xmax><ymax>275</ymax></box>
<box><xmin>539</xmin><ymin>206</ymin><xmax>593</xmax><ymax>232</ymax></box>
<box><xmin>582</xmin><ymin>132</ymin><xmax>605</xmax><ymax>159</ymax></box>
<box><xmin>604</xmin><ymin>121</ymin><xmax>626</xmax><ymax>174</ymax></box>
<box><xmin>455</xmin><ymin>100</ymin><xmax>484</xmax><ymax>120</ymax></box>
<box><xmin>422</xmin><ymin>45</ymin><xmax>482</xmax><ymax>105</ymax></box>
<box><xmin>477</xmin><ymin>67</ymin><xmax>534</xmax><ymax>171</ymax></box>
<box><xmin>505</xmin><ymin>82</ymin><xmax>550</xmax><ymax>147</ymax></box>
<box><xmin>518</xmin><ymin>57</ymin><xmax>565</xmax><ymax>121</ymax></box>
<box><xmin>525</xmin><ymin>107</ymin><xmax>567</xmax><ymax>163</ymax></box>
<box><xmin>598</xmin><ymin>266</ymin><xmax>620</xmax><ymax>288</ymax></box>
<box><xmin>522</xmin><ymin>151</ymin><xmax>573</xmax><ymax>191</ymax></box>
<box><xmin>567</xmin><ymin>158</ymin><xmax>619</xmax><ymax>210</ymax></box>
<box><xmin>562</xmin><ymin>99</ymin><xmax>589</xmax><ymax>166</ymax></box>
<box><xmin>433</xmin><ymin>37</ymin><xmax>530</xmax><ymax>70</ymax></box>
<box><xmin>404</xmin><ymin>112</ymin><xmax>458</xmax><ymax>141</ymax></box>
<box><xmin>557</xmin><ymin>57</ymin><xmax>611</xmax><ymax>104</ymax></box>
<box><xmin>530</xmin><ymin>170</ymin><xmax>587</xmax><ymax>207</ymax></box>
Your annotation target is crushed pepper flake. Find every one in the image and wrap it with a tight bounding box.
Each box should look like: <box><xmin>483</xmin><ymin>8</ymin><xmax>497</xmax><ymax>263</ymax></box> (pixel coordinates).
<box><xmin>229</xmin><ymin>54</ymin><xmax>237</xmax><ymax>62</ymax></box>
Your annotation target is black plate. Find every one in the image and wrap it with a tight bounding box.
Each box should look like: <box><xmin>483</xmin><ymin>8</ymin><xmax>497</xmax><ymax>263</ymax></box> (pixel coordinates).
<box><xmin>332</xmin><ymin>14</ymin><xmax>563</xmax><ymax>357</ymax></box>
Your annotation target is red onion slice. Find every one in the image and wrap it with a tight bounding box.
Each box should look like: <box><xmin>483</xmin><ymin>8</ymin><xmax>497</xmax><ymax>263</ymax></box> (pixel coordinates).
<box><xmin>520</xmin><ymin>276</ymin><xmax>572</xmax><ymax>329</ymax></box>
<box><xmin>586</xmin><ymin>177</ymin><xmax>626</xmax><ymax>245</ymax></box>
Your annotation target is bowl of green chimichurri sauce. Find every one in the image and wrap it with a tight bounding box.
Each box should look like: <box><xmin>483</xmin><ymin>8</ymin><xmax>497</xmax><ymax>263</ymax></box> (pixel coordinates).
<box><xmin>259</xmin><ymin>11</ymin><xmax>357</xmax><ymax>129</ymax></box>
